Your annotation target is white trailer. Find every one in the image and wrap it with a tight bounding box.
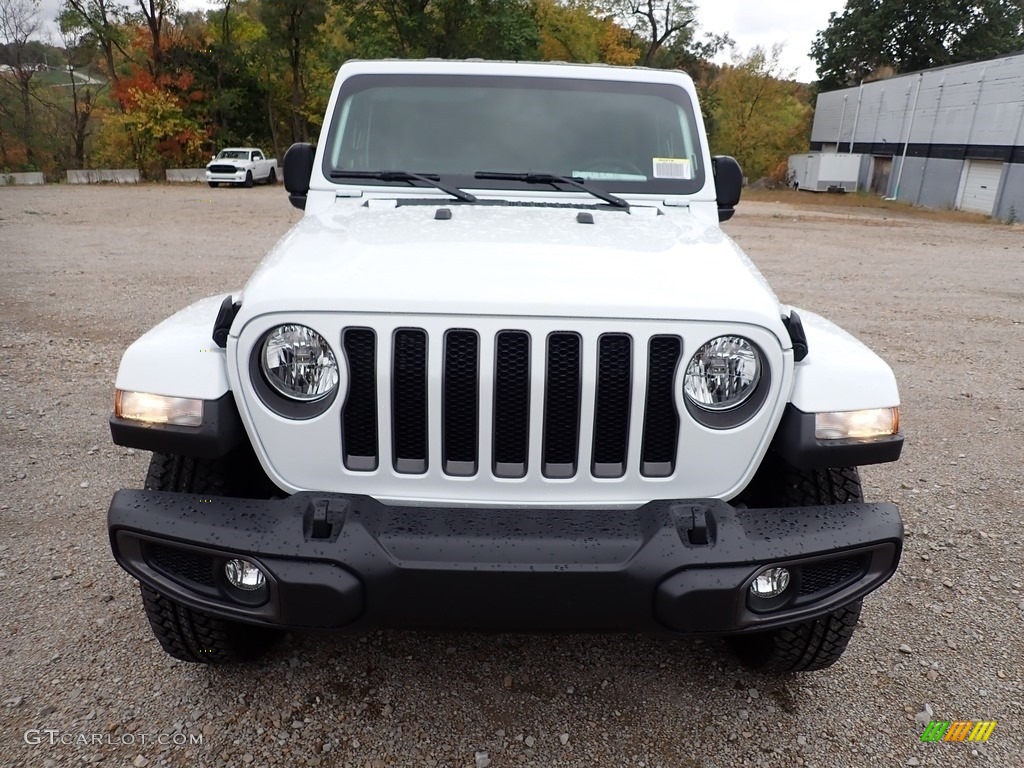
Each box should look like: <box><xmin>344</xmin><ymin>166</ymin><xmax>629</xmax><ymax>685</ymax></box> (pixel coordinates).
<box><xmin>788</xmin><ymin>153</ymin><xmax>863</xmax><ymax>192</ymax></box>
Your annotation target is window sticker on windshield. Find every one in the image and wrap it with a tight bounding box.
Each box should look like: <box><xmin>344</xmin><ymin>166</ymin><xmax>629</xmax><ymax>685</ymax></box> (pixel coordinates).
<box><xmin>573</xmin><ymin>171</ymin><xmax>647</xmax><ymax>182</ymax></box>
<box><xmin>652</xmin><ymin>158</ymin><xmax>692</xmax><ymax>180</ymax></box>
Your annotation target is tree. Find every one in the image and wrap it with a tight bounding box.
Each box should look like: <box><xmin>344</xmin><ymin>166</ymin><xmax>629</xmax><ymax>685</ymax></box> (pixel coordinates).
<box><xmin>535</xmin><ymin>0</ymin><xmax>637</xmax><ymax>64</ymax></box>
<box><xmin>58</xmin><ymin>3</ymin><xmax>103</xmax><ymax>169</ymax></box>
<box><xmin>342</xmin><ymin>0</ymin><xmax>541</xmax><ymax>60</ymax></box>
<box><xmin>812</xmin><ymin>0</ymin><xmax>1024</xmax><ymax>91</ymax></box>
<box><xmin>0</xmin><ymin>0</ymin><xmax>41</xmax><ymax>168</ymax></box>
<box><xmin>609</xmin><ymin>0</ymin><xmax>697</xmax><ymax>66</ymax></box>
<box><xmin>708</xmin><ymin>45</ymin><xmax>812</xmax><ymax>182</ymax></box>
<box><xmin>64</xmin><ymin>0</ymin><xmax>130</xmax><ymax>83</ymax></box>
<box><xmin>135</xmin><ymin>0</ymin><xmax>174</xmax><ymax>76</ymax></box>
<box><xmin>260</xmin><ymin>0</ymin><xmax>327</xmax><ymax>143</ymax></box>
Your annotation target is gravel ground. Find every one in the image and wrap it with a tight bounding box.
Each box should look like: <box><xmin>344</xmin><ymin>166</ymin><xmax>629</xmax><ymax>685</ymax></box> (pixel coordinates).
<box><xmin>0</xmin><ymin>184</ymin><xmax>1022</xmax><ymax>768</ymax></box>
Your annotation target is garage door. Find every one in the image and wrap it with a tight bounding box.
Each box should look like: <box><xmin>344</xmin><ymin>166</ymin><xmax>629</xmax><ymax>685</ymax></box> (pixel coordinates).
<box><xmin>959</xmin><ymin>160</ymin><xmax>1003</xmax><ymax>214</ymax></box>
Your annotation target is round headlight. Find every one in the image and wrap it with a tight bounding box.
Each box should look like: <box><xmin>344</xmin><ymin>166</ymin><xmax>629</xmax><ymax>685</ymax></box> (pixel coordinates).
<box><xmin>684</xmin><ymin>336</ymin><xmax>761</xmax><ymax>412</ymax></box>
<box><xmin>261</xmin><ymin>324</ymin><xmax>339</xmax><ymax>402</ymax></box>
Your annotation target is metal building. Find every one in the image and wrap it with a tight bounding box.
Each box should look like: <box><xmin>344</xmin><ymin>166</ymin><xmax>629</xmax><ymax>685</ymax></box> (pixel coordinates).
<box><xmin>809</xmin><ymin>51</ymin><xmax>1024</xmax><ymax>220</ymax></box>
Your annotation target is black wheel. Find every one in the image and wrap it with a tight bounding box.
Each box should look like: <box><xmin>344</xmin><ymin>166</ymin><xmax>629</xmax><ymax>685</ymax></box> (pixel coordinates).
<box><xmin>727</xmin><ymin>462</ymin><xmax>865</xmax><ymax>673</ymax></box>
<box><xmin>136</xmin><ymin>452</ymin><xmax>283</xmax><ymax>664</ymax></box>
<box><xmin>140</xmin><ymin>585</ymin><xmax>280</xmax><ymax>664</ymax></box>
<box><xmin>727</xmin><ymin>599</ymin><xmax>863</xmax><ymax>673</ymax></box>
<box><xmin>208</xmin><ymin>182</ymin><xmax>218</xmax><ymax>188</ymax></box>
<box><xmin>244</xmin><ymin>170</ymin><xmax>254</xmax><ymax>188</ymax></box>
<box><xmin>266</xmin><ymin>167</ymin><xmax>277</xmax><ymax>185</ymax></box>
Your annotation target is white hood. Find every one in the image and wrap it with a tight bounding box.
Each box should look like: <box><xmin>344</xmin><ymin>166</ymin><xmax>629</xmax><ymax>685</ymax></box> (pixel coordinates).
<box><xmin>234</xmin><ymin>203</ymin><xmax>786</xmax><ymax>339</ymax></box>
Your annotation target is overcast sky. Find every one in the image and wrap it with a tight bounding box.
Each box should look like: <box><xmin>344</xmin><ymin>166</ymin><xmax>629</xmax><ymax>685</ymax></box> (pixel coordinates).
<box><xmin>693</xmin><ymin>0</ymin><xmax>848</xmax><ymax>81</ymax></box>
<box><xmin>34</xmin><ymin>0</ymin><xmax>846</xmax><ymax>83</ymax></box>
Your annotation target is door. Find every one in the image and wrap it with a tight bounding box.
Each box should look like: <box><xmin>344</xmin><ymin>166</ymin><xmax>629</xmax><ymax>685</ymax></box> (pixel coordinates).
<box><xmin>958</xmin><ymin>160</ymin><xmax>1003</xmax><ymax>215</ymax></box>
<box><xmin>869</xmin><ymin>157</ymin><xmax>892</xmax><ymax>195</ymax></box>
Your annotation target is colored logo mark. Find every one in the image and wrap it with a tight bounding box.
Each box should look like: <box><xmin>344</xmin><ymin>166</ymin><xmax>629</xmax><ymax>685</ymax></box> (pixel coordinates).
<box><xmin>920</xmin><ymin>721</ymin><xmax>996</xmax><ymax>742</ymax></box>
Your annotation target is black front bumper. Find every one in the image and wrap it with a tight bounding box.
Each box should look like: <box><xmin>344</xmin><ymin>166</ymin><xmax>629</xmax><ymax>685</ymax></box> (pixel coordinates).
<box><xmin>108</xmin><ymin>491</ymin><xmax>902</xmax><ymax>635</ymax></box>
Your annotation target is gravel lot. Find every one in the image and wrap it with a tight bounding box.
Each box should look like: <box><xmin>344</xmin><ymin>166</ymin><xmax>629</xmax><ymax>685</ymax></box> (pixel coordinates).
<box><xmin>1</xmin><ymin>184</ymin><xmax>1022</xmax><ymax>768</ymax></box>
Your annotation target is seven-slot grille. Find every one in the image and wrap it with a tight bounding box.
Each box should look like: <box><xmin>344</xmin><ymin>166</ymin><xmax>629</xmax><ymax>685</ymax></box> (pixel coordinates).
<box><xmin>340</xmin><ymin>328</ymin><xmax>683</xmax><ymax>480</ymax></box>
<box><xmin>208</xmin><ymin>164</ymin><xmax>240</xmax><ymax>174</ymax></box>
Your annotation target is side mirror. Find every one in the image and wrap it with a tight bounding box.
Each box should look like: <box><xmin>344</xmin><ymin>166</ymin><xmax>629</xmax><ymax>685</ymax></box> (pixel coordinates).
<box><xmin>283</xmin><ymin>142</ymin><xmax>315</xmax><ymax>210</ymax></box>
<box><xmin>712</xmin><ymin>155</ymin><xmax>743</xmax><ymax>222</ymax></box>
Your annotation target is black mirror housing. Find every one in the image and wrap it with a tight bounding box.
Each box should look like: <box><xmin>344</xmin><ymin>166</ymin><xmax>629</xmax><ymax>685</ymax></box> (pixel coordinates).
<box><xmin>283</xmin><ymin>143</ymin><xmax>315</xmax><ymax>210</ymax></box>
<box><xmin>712</xmin><ymin>156</ymin><xmax>743</xmax><ymax>222</ymax></box>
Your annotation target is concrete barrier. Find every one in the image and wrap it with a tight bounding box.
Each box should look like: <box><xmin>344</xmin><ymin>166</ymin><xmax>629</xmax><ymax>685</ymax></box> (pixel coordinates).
<box><xmin>166</xmin><ymin>168</ymin><xmax>206</xmax><ymax>183</ymax></box>
<box><xmin>0</xmin><ymin>172</ymin><xmax>45</xmax><ymax>185</ymax></box>
<box><xmin>67</xmin><ymin>169</ymin><xmax>140</xmax><ymax>184</ymax></box>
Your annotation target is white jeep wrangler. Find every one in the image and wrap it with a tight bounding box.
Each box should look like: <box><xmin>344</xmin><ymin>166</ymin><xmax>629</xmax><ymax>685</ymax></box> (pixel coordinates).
<box><xmin>108</xmin><ymin>60</ymin><xmax>904</xmax><ymax>673</ymax></box>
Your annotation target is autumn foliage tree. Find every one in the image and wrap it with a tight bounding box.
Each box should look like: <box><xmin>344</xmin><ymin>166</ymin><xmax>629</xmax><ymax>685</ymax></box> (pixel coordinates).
<box><xmin>0</xmin><ymin>0</ymin><xmax>813</xmax><ymax>179</ymax></box>
<box><xmin>708</xmin><ymin>45</ymin><xmax>812</xmax><ymax>183</ymax></box>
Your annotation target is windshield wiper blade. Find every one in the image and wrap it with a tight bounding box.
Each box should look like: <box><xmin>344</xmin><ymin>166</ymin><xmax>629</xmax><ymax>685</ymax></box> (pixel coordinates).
<box><xmin>474</xmin><ymin>171</ymin><xmax>629</xmax><ymax>209</ymax></box>
<box><xmin>330</xmin><ymin>170</ymin><xmax>477</xmax><ymax>203</ymax></box>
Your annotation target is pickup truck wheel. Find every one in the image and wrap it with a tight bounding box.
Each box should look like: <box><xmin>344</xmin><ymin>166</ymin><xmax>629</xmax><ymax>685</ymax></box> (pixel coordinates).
<box><xmin>208</xmin><ymin>182</ymin><xmax>218</xmax><ymax>188</ymax></box>
<box><xmin>266</xmin><ymin>168</ymin><xmax>277</xmax><ymax>185</ymax></box>
<box><xmin>243</xmin><ymin>171</ymin><xmax>254</xmax><ymax>188</ymax></box>
<box><xmin>726</xmin><ymin>463</ymin><xmax>865</xmax><ymax>672</ymax></box>
<box><xmin>136</xmin><ymin>452</ymin><xmax>283</xmax><ymax>663</ymax></box>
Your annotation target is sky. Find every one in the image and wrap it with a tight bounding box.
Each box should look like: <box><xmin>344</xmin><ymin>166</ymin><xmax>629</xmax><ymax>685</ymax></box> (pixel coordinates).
<box><xmin>693</xmin><ymin>0</ymin><xmax>848</xmax><ymax>81</ymax></box>
<box><xmin>33</xmin><ymin>0</ymin><xmax>847</xmax><ymax>83</ymax></box>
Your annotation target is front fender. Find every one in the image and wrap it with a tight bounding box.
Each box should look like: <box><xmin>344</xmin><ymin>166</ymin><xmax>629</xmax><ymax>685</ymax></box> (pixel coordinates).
<box><xmin>788</xmin><ymin>308</ymin><xmax>900</xmax><ymax>412</ymax></box>
<box><xmin>114</xmin><ymin>294</ymin><xmax>236</xmax><ymax>400</ymax></box>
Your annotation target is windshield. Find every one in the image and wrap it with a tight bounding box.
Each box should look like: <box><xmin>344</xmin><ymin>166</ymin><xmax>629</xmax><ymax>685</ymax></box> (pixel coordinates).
<box><xmin>218</xmin><ymin>150</ymin><xmax>249</xmax><ymax>159</ymax></box>
<box><xmin>323</xmin><ymin>74</ymin><xmax>705</xmax><ymax>195</ymax></box>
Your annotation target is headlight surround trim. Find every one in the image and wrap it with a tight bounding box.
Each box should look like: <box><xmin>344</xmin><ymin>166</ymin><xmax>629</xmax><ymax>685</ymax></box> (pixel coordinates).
<box><xmin>681</xmin><ymin>335</ymin><xmax>769</xmax><ymax>429</ymax></box>
<box><xmin>250</xmin><ymin>324</ymin><xmax>341</xmax><ymax>420</ymax></box>
<box><xmin>683</xmin><ymin>335</ymin><xmax>762</xmax><ymax>412</ymax></box>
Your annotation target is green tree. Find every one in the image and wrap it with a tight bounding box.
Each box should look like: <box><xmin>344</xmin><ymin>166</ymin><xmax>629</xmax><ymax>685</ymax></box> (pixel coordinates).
<box><xmin>342</xmin><ymin>0</ymin><xmax>540</xmax><ymax>60</ymax></box>
<box><xmin>260</xmin><ymin>0</ymin><xmax>327</xmax><ymax>143</ymax></box>
<box><xmin>812</xmin><ymin>0</ymin><xmax>1024</xmax><ymax>90</ymax></box>
<box><xmin>709</xmin><ymin>45</ymin><xmax>812</xmax><ymax>182</ymax></box>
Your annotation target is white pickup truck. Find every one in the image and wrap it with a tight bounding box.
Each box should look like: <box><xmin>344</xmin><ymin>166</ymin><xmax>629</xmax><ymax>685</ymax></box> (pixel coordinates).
<box><xmin>205</xmin><ymin>147</ymin><xmax>277</xmax><ymax>188</ymax></box>
<box><xmin>109</xmin><ymin>60</ymin><xmax>904</xmax><ymax>673</ymax></box>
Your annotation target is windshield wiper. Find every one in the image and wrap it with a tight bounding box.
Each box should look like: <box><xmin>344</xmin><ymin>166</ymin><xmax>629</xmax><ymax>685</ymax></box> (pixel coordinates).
<box><xmin>329</xmin><ymin>170</ymin><xmax>477</xmax><ymax>203</ymax></box>
<box><xmin>474</xmin><ymin>171</ymin><xmax>629</xmax><ymax>209</ymax></box>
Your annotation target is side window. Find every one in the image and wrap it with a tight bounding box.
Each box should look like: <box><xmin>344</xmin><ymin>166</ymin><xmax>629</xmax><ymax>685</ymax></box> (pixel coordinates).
<box><xmin>252</xmin><ymin>151</ymin><xmax>263</xmax><ymax>161</ymax></box>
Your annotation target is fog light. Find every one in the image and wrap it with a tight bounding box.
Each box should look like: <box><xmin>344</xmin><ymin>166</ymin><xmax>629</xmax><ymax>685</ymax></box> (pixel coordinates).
<box><xmin>751</xmin><ymin>567</ymin><xmax>790</xmax><ymax>599</ymax></box>
<box><xmin>224</xmin><ymin>559</ymin><xmax>266</xmax><ymax>591</ymax></box>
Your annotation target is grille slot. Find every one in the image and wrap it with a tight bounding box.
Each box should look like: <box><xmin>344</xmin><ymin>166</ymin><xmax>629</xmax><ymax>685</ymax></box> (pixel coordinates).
<box><xmin>493</xmin><ymin>331</ymin><xmax>531</xmax><ymax>477</ymax></box>
<box><xmin>641</xmin><ymin>335</ymin><xmax>682</xmax><ymax>477</ymax></box>
<box><xmin>443</xmin><ymin>330</ymin><xmax>479</xmax><ymax>476</ymax></box>
<box><xmin>592</xmin><ymin>334</ymin><xmax>632</xmax><ymax>478</ymax></box>
<box><xmin>392</xmin><ymin>329</ymin><xmax>428</xmax><ymax>473</ymax></box>
<box><xmin>342</xmin><ymin>328</ymin><xmax>378</xmax><ymax>471</ymax></box>
<box><xmin>147</xmin><ymin>544</ymin><xmax>217</xmax><ymax>587</ymax></box>
<box><xmin>799</xmin><ymin>556</ymin><xmax>866</xmax><ymax>596</ymax></box>
<box><xmin>542</xmin><ymin>333</ymin><xmax>582</xmax><ymax>478</ymax></box>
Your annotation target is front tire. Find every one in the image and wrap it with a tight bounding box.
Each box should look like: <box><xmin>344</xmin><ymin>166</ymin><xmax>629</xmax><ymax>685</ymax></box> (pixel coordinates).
<box><xmin>243</xmin><ymin>170</ymin><xmax>254</xmax><ymax>188</ymax></box>
<box><xmin>208</xmin><ymin>181</ymin><xmax>218</xmax><ymax>188</ymax></box>
<box><xmin>727</xmin><ymin>463</ymin><xmax>866</xmax><ymax>673</ymax></box>
<box><xmin>136</xmin><ymin>452</ymin><xmax>283</xmax><ymax>664</ymax></box>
